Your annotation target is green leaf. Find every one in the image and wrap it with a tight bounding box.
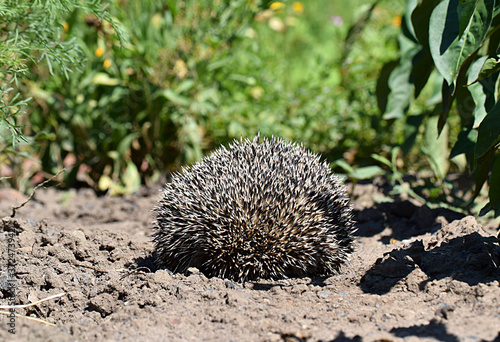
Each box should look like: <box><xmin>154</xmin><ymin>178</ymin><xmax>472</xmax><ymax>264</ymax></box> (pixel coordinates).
<box><xmin>371</xmin><ymin>153</ymin><xmax>392</xmax><ymax>168</ymax></box>
<box><xmin>349</xmin><ymin>166</ymin><xmax>385</xmax><ymax>180</ymax></box>
<box><xmin>457</xmin><ymin>0</ymin><xmax>478</xmax><ymax>37</ymax></box>
<box><xmin>332</xmin><ymin>159</ymin><xmax>354</xmax><ymax>174</ymax></box>
<box><xmin>466</xmin><ymin>56</ymin><xmax>490</xmax><ymax>127</ymax></box>
<box><xmin>117</xmin><ymin>133</ymin><xmax>139</xmax><ymax>158</ymax></box>
<box><xmin>488</xmin><ymin>154</ymin><xmax>500</xmax><ymax>217</ymax></box>
<box><xmin>455</xmin><ymin>82</ymin><xmax>475</xmax><ymax>128</ymax></box>
<box><xmin>122</xmin><ymin>161</ymin><xmax>141</xmax><ymax>193</ymax></box>
<box><xmin>411</xmin><ymin>49</ymin><xmax>435</xmax><ymax>98</ymax></box>
<box><xmin>158</xmin><ymin>89</ymin><xmax>190</xmax><ymax>107</ymax></box>
<box><xmin>475</xmin><ymin>99</ymin><xmax>500</xmax><ymax>157</ymax></box>
<box><xmin>207</xmin><ymin>57</ymin><xmax>232</xmax><ymax>71</ymax></box>
<box><xmin>466</xmin><ymin>56</ymin><xmax>500</xmax><ymax>86</ymax></box>
<box><xmin>382</xmin><ymin>52</ymin><xmax>416</xmax><ymax>119</ymax></box>
<box><xmin>449</xmin><ymin>124</ymin><xmax>477</xmax><ymax>159</ymax></box>
<box><xmin>375</xmin><ymin>60</ymin><xmax>399</xmax><ymax>114</ymax></box>
<box><xmin>438</xmin><ymin>81</ymin><xmax>453</xmax><ymax>134</ymax></box>
<box><xmin>176</xmin><ymin>79</ymin><xmax>195</xmax><ymax>93</ymax></box>
<box><xmin>411</xmin><ymin>0</ymin><xmax>441</xmax><ymax>49</ymax></box>
<box><xmin>422</xmin><ymin>115</ymin><xmax>449</xmax><ymax>179</ymax></box>
<box><xmin>429</xmin><ymin>0</ymin><xmax>494</xmax><ymax>89</ymax></box>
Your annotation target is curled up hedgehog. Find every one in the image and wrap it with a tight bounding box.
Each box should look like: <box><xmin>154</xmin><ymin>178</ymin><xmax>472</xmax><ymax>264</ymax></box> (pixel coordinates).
<box><xmin>152</xmin><ymin>135</ymin><xmax>356</xmax><ymax>282</ymax></box>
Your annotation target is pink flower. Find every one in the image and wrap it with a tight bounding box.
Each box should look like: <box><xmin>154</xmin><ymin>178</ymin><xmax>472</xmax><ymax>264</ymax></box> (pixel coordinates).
<box><xmin>331</xmin><ymin>15</ymin><xmax>343</xmax><ymax>26</ymax></box>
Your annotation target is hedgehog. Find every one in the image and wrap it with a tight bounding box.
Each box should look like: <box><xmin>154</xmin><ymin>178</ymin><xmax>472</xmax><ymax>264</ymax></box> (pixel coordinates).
<box><xmin>152</xmin><ymin>135</ymin><xmax>355</xmax><ymax>282</ymax></box>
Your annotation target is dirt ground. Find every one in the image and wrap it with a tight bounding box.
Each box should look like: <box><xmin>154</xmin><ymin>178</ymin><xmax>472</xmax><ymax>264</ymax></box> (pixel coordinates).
<box><xmin>0</xmin><ymin>180</ymin><xmax>499</xmax><ymax>342</ymax></box>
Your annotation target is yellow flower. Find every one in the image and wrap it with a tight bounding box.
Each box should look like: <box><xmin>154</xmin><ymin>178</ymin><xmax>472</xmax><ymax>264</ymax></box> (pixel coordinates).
<box><xmin>173</xmin><ymin>59</ymin><xmax>188</xmax><ymax>79</ymax></box>
<box><xmin>250</xmin><ymin>86</ymin><xmax>264</xmax><ymax>99</ymax></box>
<box><xmin>270</xmin><ymin>2</ymin><xmax>285</xmax><ymax>11</ymax></box>
<box><xmin>392</xmin><ymin>16</ymin><xmax>402</xmax><ymax>27</ymax></box>
<box><xmin>151</xmin><ymin>13</ymin><xmax>162</xmax><ymax>28</ymax></box>
<box><xmin>62</xmin><ymin>22</ymin><xmax>69</xmax><ymax>32</ymax></box>
<box><xmin>103</xmin><ymin>59</ymin><xmax>112</xmax><ymax>68</ymax></box>
<box><xmin>95</xmin><ymin>47</ymin><xmax>104</xmax><ymax>57</ymax></box>
<box><xmin>292</xmin><ymin>2</ymin><xmax>304</xmax><ymax>14</ymax></box>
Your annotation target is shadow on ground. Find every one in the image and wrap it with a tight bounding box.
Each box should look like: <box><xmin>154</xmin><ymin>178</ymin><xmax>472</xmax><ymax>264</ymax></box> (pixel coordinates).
<box><xmin>358</xmin><ymin>216</ymin><xmax>500</xmax><ymax>294</ymax></box>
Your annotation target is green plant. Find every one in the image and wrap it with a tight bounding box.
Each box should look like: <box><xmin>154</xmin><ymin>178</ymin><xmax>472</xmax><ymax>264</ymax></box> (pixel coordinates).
<box><xmin>378</xmin><ymin>0</ymin><xmax>500</xmax><ymax>216</ymax></box>
<box><xmin>26</xmin><ymin>0</ymin><xmax>264</xmax><ymax>194</ymax></box>
<box><xmin>0</xmin><ymin>0</ymin><xmax>123</xmax><ymax>190</ymax></box>
<box><xmin>22</xmin><ymin>0</ymin><xmax>408</xmax><ymax>194</ymax></box>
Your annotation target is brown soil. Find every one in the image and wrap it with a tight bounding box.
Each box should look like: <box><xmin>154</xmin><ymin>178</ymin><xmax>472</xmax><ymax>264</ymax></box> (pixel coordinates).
<box><xmin>0</xmin><ymin>181</ymin><xmax>499</xmax><ymax>342</ymax></box>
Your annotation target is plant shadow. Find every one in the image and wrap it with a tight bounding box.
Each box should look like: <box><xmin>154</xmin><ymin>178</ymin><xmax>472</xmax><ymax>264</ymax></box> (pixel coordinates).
<box><xmin>359</xmin><ymin>228</ymin><xmax>500</xmax><ymax>294</ymax></box>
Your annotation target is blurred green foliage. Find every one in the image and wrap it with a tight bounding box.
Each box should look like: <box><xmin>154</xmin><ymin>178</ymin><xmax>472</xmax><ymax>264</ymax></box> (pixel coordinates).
<box><xmin>17</xmin><ymin>0</ymin><xmax>406</xmax><ymax>195</ymax></box>
<box><xmin>378</xmin><ymin>0</ymin><xmax>500</xmax><ymax>217</ymax></box>
<box><xmin>0</xmin><ymin>0</ymin><xmax>123</xmax><ymax>191</ymax></box>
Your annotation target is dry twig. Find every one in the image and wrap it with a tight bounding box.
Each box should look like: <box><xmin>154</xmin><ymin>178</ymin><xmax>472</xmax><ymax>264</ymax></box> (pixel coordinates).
<box><xmin>0</xmin><ymin>310</ymin><xmax>56</xmax><ymax>326</ymax></box>
<box><xmin>0</xmin><ymin>292</ymin><xmax>66</xmax><ymax>309</ymax></box>
<box><xmin>11</xmin><ymin>168</ymin><xmax>66</xmax><ymax>218</ymax></box>
<box><xmin>0</xmin><ymin>292</ymin><xmax>66</xmax><ymax>327</ymax></box>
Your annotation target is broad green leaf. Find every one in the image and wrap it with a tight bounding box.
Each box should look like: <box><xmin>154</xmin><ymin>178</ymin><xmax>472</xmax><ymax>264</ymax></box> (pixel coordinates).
<box><xmin>411</xmin><ymin>0</ymin><xmax>441</xmax><ymax>48</ymax></box>
<box><xmin>455</xmin><ymin>82</ymin><xmax>475</xmax><ymax>127</ymax></box>
<box><xmin>467</xmin><ymin>56</ymin><xmax>500</xmax><ymax>86</ymax></box>
<box><xmin>467</xmin><ymin>56</ymin><xmax>489</xmax><ymax>127</ymax></box>
<box><xmin>475</xmin><ymin>99</ymin><xmax>500</xmax><ymax>157</ymax></box>
<box><xmin>157</xmin><ymin>89</ymin><xmax>190</xmax><ymax>107</ymax></box>
<box><xmin>375</xmin><ymin>60</ymin><xmax>398</xmax><ymax>114</ymax></box>
<box><xmin>411</xmin><ymin>49</ymin><xmax>435</xmax><ymax>98</ymax></box>
<box><xmin>207</xmin><ymin>57</ymin><xmax>232</xmax><ymax>71</ymax></box>
<box><xmin>332</xmin><ymin>159</ymin><xmax>355</xmax><ymax>174</ymax></box>
<box><xmin>489</xmin><ymin>154</ymin><xmax>500</xmax><ymax>216</ymax></box>
<box><xmin>457</xmin><ymin>0</ymin><xmax>477</xmax><ymax>37</ymax></box>
<box><xmin>382</xmin><ymin>49</ymin><xmax>418</xmax><ymax>119</ymax></box>
<box><xmin>382</xmin><ymin>22</ymin><xmax>425</xmax><ymax>120</ymax></box>
<box><xmin>402</xmin><ymin>0</ymin><xmax>419</xmax><ymax>43</ymax></box>
<box><xmin>449</xmin><ymin>124</ymin><xmax>477</xmax><ymax>159</ymax></box>
<box><xmin>122</xmin><ymin>161</ymin><xmax>141</xmax><ymax>193</ymax></box>
<box><xmin>422</xmin><ymin>115</ymin><xmax>449</xmax><ymax>179</ymax></box>
<box><xmin>438</xmin><ymin>81</ymin><xmax>453</xmax><ymax>134</ymax></box>
<box><xmin>487</xmin><ymin>12</ymin><xmax>500</xmax><ymax>55</ymax></box>
<box><xmin>371</xmin><ymin>154</ymin><xmax>392</xmax><ymax>168</ymax></box>
<box><xmin>350</xmin><ymin>166</ymin><xmax>385</xmax><ymax>180</ymax></box>
<box><xmin>429</xmin><ymin>0</ymin><xmax>493</xmax><ymax>89</ymax></box>
<box><xmin>176</xmin><ymin>79</ymin><xmax>195</xmax><ymax>93</ymax></box>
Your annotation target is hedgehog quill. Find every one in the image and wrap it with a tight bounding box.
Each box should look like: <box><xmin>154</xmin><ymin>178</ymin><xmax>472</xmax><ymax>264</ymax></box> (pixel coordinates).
<box><xmin>153</xmin><ymin>135</ymin><xmax>356</xmax><ymax>282</ymax></box>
